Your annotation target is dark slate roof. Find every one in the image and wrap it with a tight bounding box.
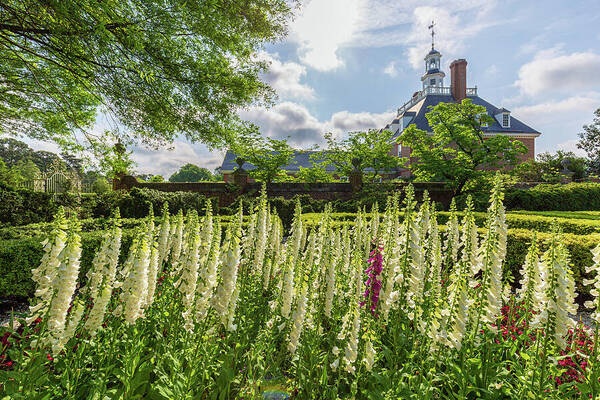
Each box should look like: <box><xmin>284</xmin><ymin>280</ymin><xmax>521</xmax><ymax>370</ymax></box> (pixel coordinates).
<box><xmin>221</xmin><ymin>150</ymin><xmax>339</xmax><ymax>172</ymax></box>
<box><xmin>425</xmin><ymin>68</ymin><xmax>441</xmax><ymax>74</ymax></box>
<box><xmin>391</xmin><ymin>94</ymin><xmax>540</xmax><ymax>140</ymax></box>
<box><xmin>428</xmin><ymin>49</ymin><xmax>441</xmax><ymax>56</ymax></box>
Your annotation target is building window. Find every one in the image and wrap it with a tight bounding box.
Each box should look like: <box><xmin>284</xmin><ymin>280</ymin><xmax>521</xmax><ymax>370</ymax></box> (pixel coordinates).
<box><xmin>430</xmin><ymin>78</ymin><xmax>436</xmax><ymax>85</ymax></box>
<box><xmin>502</xmin><ymin>113</ymin><xmax>509</xmax><ymax>127</ymax></box>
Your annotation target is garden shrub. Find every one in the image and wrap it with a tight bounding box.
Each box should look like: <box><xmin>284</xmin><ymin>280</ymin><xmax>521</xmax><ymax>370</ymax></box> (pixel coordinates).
<box><xmin>2</xmin><ymin>223</ymin><xmax>597</xmax><ymax>301</ymax></box>
<box><xmin>505</xmin><ymin>182</ymin><xmax>600</xmax><ymax>211</ymax></box>
<box><xmin>0</xmin><ymin>230</ymin><xmax>134</xmax><ymax>299</ymax></box>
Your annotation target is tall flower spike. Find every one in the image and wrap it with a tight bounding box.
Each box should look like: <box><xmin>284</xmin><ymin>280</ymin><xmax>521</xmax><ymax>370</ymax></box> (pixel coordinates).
<box><xmin>532</xmin><ymin>226</ymin><xmax>577</xmax><ymax>349</ymax></box>
<box><xmin>170</xmin><ymin>210</ymin><xmax>185</xmax><ymax>270</ymax></box>
<box><xmin>584</xmin><ymin>241</ymin><xmax>600</xmax><ymax>325</ymax></box>
<box><xmin>84</xmin><ymin>209</ymin><xmax>122</xmax><ymax>335</ymax></box>
<box><xmin>474</xmin><ymin>174</ymin><xmax>505</xmax><ymax>333</ymax></box>
<box><xmin>195</xmin><ymin>220</ymin><xmax>222</xmax><ymax>320</ymax></box>
<box><xmin>119</xmin><ymin>224</ymin><xmax>151</xmax><ymax>324</ymax></box>
<box><xmin>288</xmin><ymin>269</ymin><xmax>309</xmax><ymax>354</ymax></box>
<box><xmin>459</xmin><ymin>196</ymin><xmax>478</xmax><ymax>281</ymax></box>
<box><xmin>405</xmin><ymin>190</ymin><xmax>428</xmax><ymax>320</ymax></box>
<box><xmin>254</xmin><ymin>184</ymin><xmax>268</xmax><ymax>276</ymax></box>
<box><xmin>324</xmin><ymin>228</ymin><xmax>339</xmax><ymax>319</ymax></box>
<box><xmin>178</xmin><ymin>211</ymin><xmax>201</xmax><ymax>332</ymax></box>
<box><xmin>516</xmin><ymin>234</ymin><xmax>542</xmax><ymax>313</ymax></box>
<box><xmin>157</xmin><ymin>202</ymin><xmax>171</xmax><ymax>267</ymax></box>
<box><xmin>343</xmin><ymin>254</ymin><xmax>362</xmax><ymax>374</ymax></box>
<box><xmin>444</xmin><ymin>198</ymin><xmax>460</xmax><ymax>270</ymax></box>
<box><xmin>27</xmin><ymin>207</ymin><xmax>68</xmax><ymax>325</ymax></box>
<box><xmin>47</xmin><ymin>217</ymin><xmax>82</xmax><ymax>355</ymax></box>
<box><xmin>212</xmin><ymin>214</ymin><xmax>242</xmax><ymax>328</ymax></box>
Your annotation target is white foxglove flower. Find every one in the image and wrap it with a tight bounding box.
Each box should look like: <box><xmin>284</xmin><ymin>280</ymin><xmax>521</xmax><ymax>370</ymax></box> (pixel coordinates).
<box><xmin>28</xmin><ymin>207</ymin><xmax>68</xmax><ymax>325</ymax></box>
<box><xmin>47</xmin><ymin>219</ymin><xmax>82</xmax><ymax>355</ymax></box>
<box><xmin>84</xmin><ymin>211</ymin><xmax>122</xmax><ymax>335</ymax></box>
<box><xmin>363</xmin><ymin>337</ymin><xmax>376</xmax><ymax>371</ymax></box>
<box><xmin>120</xmin><ymin>224</ymin><xmax>151</xmax><ymax>324</ymax></box>
<box><xmin>279</xmin><ymin>257</ymin><xmax>295</xmax><ymax>319</ymax></box>
<box><xmin>516</xmin><ymin>235</ymin><xmax>542</xmax><ymax>312</ymax></box>
<box><xmin>157</xmin><ymin>203</ymin><xmax>171</xmax><ymax>267</ymax></box>
<box><xmin>444</xmin><ymin>199</ymin><xmax>460</xmax><ymax>269</ymax></box>
<box><xmin>583</xmin><ymin>241</ymin><xmax>600</xmax><ymax>325</ymax></box>
<box><xmin>195</xmin><ymin>221</ymin><xmax>222</xmax><ymax>320</ymax></box>
<box><xmin>170</xmin><ymin>210</ymin><xmax>185</xmax><ymax>269</ymax></box>
<box><xmin>532</xmin><ymin>230</ymin><xmax>577</xmax><ymax>349</ymax></box>
<box><xmin>287</xmin><ymin>279</ymin><xmax>308</xmax><ymax>354</ymax></box>
<box><xmin>212</xmin><ymin>220</ymin><xmax>241</xmax><ymax>326</ymax></box>
<box><xmin>178</xmin><ymin>212</ymin><xmax>201</xmax><ymax>332</ymax></box>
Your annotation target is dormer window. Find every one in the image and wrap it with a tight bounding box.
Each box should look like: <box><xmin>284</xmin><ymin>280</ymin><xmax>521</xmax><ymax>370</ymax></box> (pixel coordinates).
<box><xmin>494</xmin><ymin>108</ymin><xmax>511</xmax><ymax>128</ymax></box>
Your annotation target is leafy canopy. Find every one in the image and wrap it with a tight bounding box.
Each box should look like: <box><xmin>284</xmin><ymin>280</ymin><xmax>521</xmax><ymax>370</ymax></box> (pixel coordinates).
<box><xmin>0</xmin><ymin>0</ymin><xmax>296</xmax><ymax>151</ymax></box>
<box><xmin>322</xmin><ymin>129</ymin><xmax>403</xmax><ymax>179</ymax></box>
<box><xmin>399</xmin><ymin>99</ymin><xmax>527</xmax><ymax>193</ymax></box>
<box><xmin>231</xmin><ymin>134</ymin><xmax>295</xmax><ymax>183</ymax></box>
<box><xmin>578</xmin><ymin>107</ymin><xmax>600</xmax><ymax>174</ymax></box>
<box><xmin>169</xmin><ymin>164</ymin><xmax>214</xmax><ymax>183</ymax></box>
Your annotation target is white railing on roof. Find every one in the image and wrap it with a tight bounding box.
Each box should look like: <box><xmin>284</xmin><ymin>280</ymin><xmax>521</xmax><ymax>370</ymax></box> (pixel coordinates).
<box><xmin>397</xmin><ymin>86</ymin><xmax>478</xmax><ymax>116</ymax></box>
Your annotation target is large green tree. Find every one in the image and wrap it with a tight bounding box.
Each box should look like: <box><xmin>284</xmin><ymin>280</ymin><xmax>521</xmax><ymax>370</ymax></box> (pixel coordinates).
<box><xmin>232</xmin><ymin>134</ymin><xmax>295</xmax><ymax>183</ymax></box>
<box><xmin>169</xmin><ymin>163</ymin><xmax>213</xmax><ymax>182</ymax></box>
<box><xmin>399</xmin><ymin>99</ymin><xmax>527</xmax><ymax>194</ymax></box>
<box><xmin>0</xmin><ymin>0</ymin><xmax>296</xmax><ymax>150</ymax></box>
<box><xmin>322</xmin><ymin>129</ymin><xmax>403</xmax><ymax>180</ymax></box>
<box><xmin>578</xmin><ymin>107</ymin><xmax>600</xmax><ymax>174</ymax></box>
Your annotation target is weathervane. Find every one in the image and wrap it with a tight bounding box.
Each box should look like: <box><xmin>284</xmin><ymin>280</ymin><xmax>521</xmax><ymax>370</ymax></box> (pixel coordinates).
<box><xmin>428</xmin><ymin>20</ymin><xmax>435</xmax><ymax>50</ymax></box>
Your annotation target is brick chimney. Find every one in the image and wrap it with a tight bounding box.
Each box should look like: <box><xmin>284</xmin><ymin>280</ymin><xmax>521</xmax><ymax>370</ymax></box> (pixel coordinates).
<box><xmin>450</xmin><ymin>59</ymin><xmax>467</xmax><ymax>103</ymax></box>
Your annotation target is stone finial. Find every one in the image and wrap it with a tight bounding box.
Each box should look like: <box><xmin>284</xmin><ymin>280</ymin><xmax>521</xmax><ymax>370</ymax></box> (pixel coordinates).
<box><xmin>236</xmin><ymin>157</ymin><xmax>246</xmax><ymax>171</ymax></box>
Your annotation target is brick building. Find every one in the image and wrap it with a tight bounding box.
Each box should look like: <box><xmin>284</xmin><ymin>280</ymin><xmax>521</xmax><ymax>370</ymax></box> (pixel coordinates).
<box><xmin>385</xmin><ymin>44</ymin><xmax>540</xmax><ymax>177</ymax></box>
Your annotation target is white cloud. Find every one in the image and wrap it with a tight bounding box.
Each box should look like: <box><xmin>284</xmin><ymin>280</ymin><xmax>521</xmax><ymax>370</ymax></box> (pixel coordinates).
<box><xmin>291</xmin><ymin>0</ymin><xmax>364</xmax><ymax>71</ymax></box>
<box><xmin>512</xmin><ymin>94</ymin><xmax>600</xmax><ymax>123</ymax></box>
<box><xmin>240</xmin><ymin>101</ymin><xmax>395</xmax><ymax>147</ymax></box>
<box><xmin>131</xmin><ymin>140</ymin><xmax>223</xmax><ymax>178</ymax></box>
<box><xmin>289</xmin><ymin>0</ymin><xmax>507</xmax><ymax>72</ymax></box>
<box><xmin>515</xmin><ymin>48</ymin><xmax>600</xmax><ymax>96</ymax></box>
<box><xmin>258</xmin><ymin>52</ymin><xmax>315</xmax><ymax>100</ymax></box>
<box><xmin>484</xmin><ymin>64</ymin><xmax>499</xmax><ymax>79</ymax></box>
<box><xmin>383</xmin><ymin>61</ymin><xmax>399</xmax><ymax>77</ymax></box>
<box><xmin>555</xmin><ymin>139</ymin><xmax>586</xmax><ymax>157</ymax></box>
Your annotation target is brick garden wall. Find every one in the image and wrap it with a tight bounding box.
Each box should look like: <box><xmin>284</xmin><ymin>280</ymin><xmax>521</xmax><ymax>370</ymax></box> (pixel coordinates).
<box><xmin>113</xmin><ymin>175</ymin><xmax>455</xmax><ymax>207</ymax></box>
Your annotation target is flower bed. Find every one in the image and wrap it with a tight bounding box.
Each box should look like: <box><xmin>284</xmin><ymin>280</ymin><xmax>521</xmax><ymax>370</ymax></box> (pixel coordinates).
<box><xmin>2</xmin><ymin>179</ymin><xmax>600</xmax><ymax>398</ymax></box>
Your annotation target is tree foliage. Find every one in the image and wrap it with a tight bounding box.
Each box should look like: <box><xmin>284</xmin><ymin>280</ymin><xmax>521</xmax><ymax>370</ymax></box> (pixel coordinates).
<box><xmin>399</xmin><ymin>99</ymin><xmax>527</xmax><ymax>194</ymax></box>
<box><xmin>322</xmin><ymin>129</ymin><xmax>403</xmax><ymax>179</ymax></box>
<box><xmin>578</xmin><ymin>107</ymin><xmax>600</xmax><ymax>174</ymax></box>
<box><xmin>512</xmin><ymin>151</ymin><xmax>589</xmax><ymax>183</ymax></box>
<box><xmin>0</xmin><ymin>138</ymin><xmax>61</xmax><ymax>171</ymax></box>
<box><xmin>295</xmin><ymin>156</ymin><xmax>334</xmax><ymax>183</ymax></box>
<box><xmin>0</xmin><ymin>0</ymin><xmax>296</xmax><ymax>150</ymax></box>
<box><xmin>232</xmin><ymin>134</ymin><xmax>295</xmax><ymax>183</ymax></box>
<box><xmin>169</xmin><ymin>163</ymin><xmax>213</xmax><ymax>182</ymax></box>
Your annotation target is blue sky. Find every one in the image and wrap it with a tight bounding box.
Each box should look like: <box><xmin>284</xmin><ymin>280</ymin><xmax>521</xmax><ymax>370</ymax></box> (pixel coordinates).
<box><xmin>27</xmin><ymin>0</ymin><xmax>600</xmax><ymax>177</ymax></box>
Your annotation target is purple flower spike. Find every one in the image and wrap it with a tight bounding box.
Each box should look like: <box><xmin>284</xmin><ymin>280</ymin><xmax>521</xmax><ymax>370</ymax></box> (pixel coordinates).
<box><xmin>361</xmin><ymin>242</ymin><xmax>384</xmax><ymax>317</ymax></box>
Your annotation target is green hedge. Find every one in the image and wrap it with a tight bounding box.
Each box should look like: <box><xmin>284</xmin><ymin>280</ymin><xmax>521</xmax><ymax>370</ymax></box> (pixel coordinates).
<box><xmin>0</xmin><ymin>231</ymin><xmax>134</xmax><ymax>299</ymax></box>
<box><xmin>2</xmin><ymin>226</ymin><xmax>598</xmax><ymax>301</ymax></box>
<box><xmin>504</xmin><ymin>229</ymin><xmax>599</xmax><ymax>302</ymax></box>
<box><xmin>505</xmin><ymin>182</ymin><xmax>600</xmax><ymax>211</ymax></box>
<box><xmin>302</xmin><ymin>211</ymin><xmax>600</xmax><ymax>235</ymax></box>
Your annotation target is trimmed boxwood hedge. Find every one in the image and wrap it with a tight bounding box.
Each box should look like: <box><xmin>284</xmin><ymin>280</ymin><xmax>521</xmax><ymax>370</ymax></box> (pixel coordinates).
<box><xmin>302</xmin><ymin>212</ymin><xmax>600</xmax><ymax>235</ymax></box>
<box><xmin>1</xmin><ymin>224</ymin><xmax>598</xmax><ymax>301</ymax></box>
<box><xmin>0</xmin><ymin>230</ymin><xmax>135</xmax><ymax>299</ymax></box>
<box><xmin>505</xmin><ymin>182</ymin><xmax>600</xmax><ymax>211</ymax></box>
